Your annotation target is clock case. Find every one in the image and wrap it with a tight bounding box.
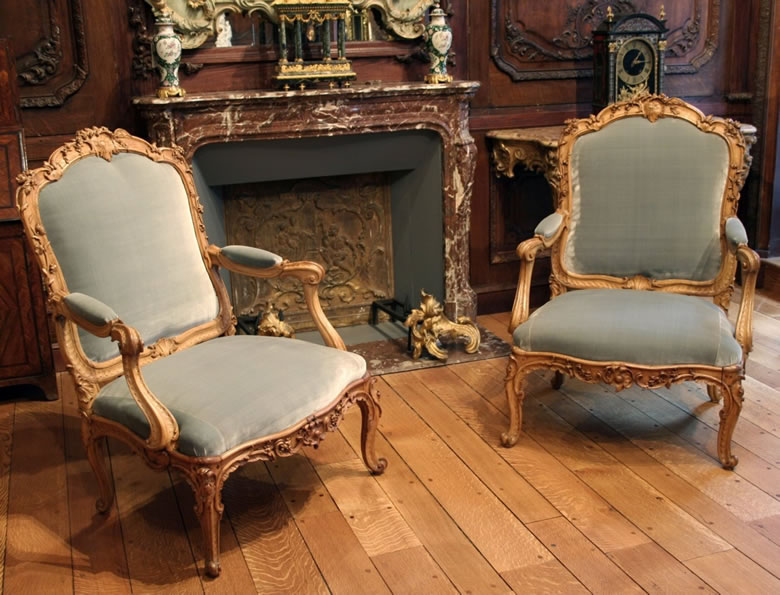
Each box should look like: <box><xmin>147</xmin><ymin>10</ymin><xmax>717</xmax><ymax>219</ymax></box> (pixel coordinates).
<box><xmin>592</xmin><ymin>13</ymin><xmax>668</xmax><ymax>113</ymax></box>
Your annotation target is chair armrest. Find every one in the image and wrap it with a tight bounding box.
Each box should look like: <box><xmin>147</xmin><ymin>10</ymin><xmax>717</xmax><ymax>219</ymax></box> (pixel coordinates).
<box><xmin>734</xmin><ymin>244</ymin><xmax>760</xmax><ymax>357</ymax></box>
<box><xmin>725</xmin><ymin>217</ymin><xmax>749</xmax><ymax>252</ymax></box>
<box><xmin>221</xmin><ymin>245</ymin><xmax>283</xmax><ymax>269</ymax></box>
<box><xmin>509</xmin><ymin>211</ymin><xmax>567</xmax><ymax>333</ymax></box>
<box><xmin>57</xmin><ymin>293</ymin><xmax>179</xmax><ymax>451</ymax></box>
<box><xmin>207</xmin><ymin>245</ymin><xmax>347</xmax><ymax>350</ymax></box>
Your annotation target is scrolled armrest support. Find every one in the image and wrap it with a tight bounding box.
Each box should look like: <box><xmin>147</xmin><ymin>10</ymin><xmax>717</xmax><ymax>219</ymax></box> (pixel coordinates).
<box><xmin>207</xmin><ymin>245</ymin><xmax>346</xmax><ymax>350</ymax></box>
<box><xmin>58</xmin><ymin>293</ymin><xmax>179</xmax><ymax>451</ymax></box>
<box><xmin>509</xmin><ymin>211</ymin><xmax>567</xmax><ymax>333</ymax></box>
<box><xmin>734</xmin><ymin>244</ymin><xmax>760</xmax><ymax>358</ymax></box>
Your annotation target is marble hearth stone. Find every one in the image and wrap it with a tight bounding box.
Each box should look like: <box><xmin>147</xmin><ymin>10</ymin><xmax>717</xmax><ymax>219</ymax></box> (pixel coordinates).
<box><xmin>295</xmin><ymin>323</ymin><xmax>511</xmax><ymax>376</ymax></box>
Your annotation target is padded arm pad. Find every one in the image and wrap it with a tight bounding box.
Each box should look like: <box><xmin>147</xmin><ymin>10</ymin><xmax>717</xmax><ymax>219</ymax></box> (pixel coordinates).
<box><xmin>725</xmin><ymin>217</ymin><xmax>748</xmax><ymax>249</ymax></box>
<box><xmin>535</xmin><ymin>212</ymin><xmax>564</xmax><ymax>240</ymax></box>
<box><xmin>63</xmin><ymin>292</ymin><xmax>119</xmax><ymax>327</ymax></box>
<box><xmin>221</xmin><ymin>245</ymin><xmax>283</xmax><ymax>269</ymax></box>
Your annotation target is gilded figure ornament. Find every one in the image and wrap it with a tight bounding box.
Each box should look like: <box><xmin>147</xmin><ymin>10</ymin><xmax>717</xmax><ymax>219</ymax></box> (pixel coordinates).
<box><xmin>404</xmin><ymin>290</ymin><xmax>480</xmax><ymax>361</ymax></box>
<box><xmin>256</xmin><ymin>302</ymin><xmax>296</xmax><ymax>338</ymax></box>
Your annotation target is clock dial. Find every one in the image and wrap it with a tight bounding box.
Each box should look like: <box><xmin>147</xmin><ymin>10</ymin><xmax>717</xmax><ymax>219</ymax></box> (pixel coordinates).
<box><xmin>616</xmin><ymin>38</ymin><xmax>654</xmax><ymax>86</ymax></box>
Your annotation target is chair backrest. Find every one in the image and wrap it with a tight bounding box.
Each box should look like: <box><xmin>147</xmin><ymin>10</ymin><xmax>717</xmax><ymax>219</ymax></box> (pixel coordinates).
<box><xmin>552</xmin><ymin>96</ymin><xmax>747</xmax><ymax>297</ymax></box>
<box><xmin>17</xmin><ymin>128</ymin><xmax>232</xmax><ymax>374</ymax></box>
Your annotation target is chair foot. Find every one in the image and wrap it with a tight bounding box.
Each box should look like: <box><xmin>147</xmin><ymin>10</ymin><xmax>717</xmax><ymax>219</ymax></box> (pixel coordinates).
<box><xmin>205</xmin><ymin>559</ymin><xmax>221</xmax><ymax>578</ymax></box>
<box><xmin>501</xmin><ymin>431</ymin><xmax>519</xmax><ymax>447</ymax></box>
<box><xmin>83</xmin><ymin>428</ymin><xmax>114</xmax><ymax>513</ymax></box>
<box><xmin>717</xmin><ymin>377</ymin><xmax>744</xmax><ymax>470</ymax></box>
<box><xmin>357</xmin><ymin>379</ymin><xmax>387</xmax><ymax>475</ymax></box>
<box><xmin>551</xmin><ymin>371</ymin><xmax>564</xmax><ymax>390</ymax></box>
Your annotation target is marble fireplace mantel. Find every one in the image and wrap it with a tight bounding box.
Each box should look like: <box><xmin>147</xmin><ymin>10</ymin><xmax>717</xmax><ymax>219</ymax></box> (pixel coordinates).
<box><xmin>133</xmin><ymin>81</ymin><xmax>480</xmax><ymax>320</ymax></box>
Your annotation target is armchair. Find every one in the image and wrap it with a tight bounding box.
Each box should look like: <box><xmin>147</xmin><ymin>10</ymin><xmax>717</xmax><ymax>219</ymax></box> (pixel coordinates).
<box><xmin>15</xmin><ymin>128</ymin><xmax>386</xmax><ymax>577</ymax></box>
<box><xmin>504</xmin><ymin>95</ymin><xmax>759</xmax><ymax>469</ymax></box>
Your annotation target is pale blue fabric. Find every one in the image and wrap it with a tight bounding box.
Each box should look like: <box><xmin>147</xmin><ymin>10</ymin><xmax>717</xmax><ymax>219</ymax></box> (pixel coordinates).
<box><xmin>64</xmin><ymin>293</ymin><xmax>118</xmax><ymax>327</ymax></box>
<box><xmin>565</xmin><ymin>117</ymin><xmax>730</xmax><ymax>281</ymax></box>
<box><xmin>725</xmin><ymin>217</ymin><xmax>748</xmax><ymax>249</ymax></box>
<box><xmin>221</xmin><ymin>245</ymin><xmax>283</xmax><ymax>269</ymax></box>
<box><xmin>513</xmin><ymin>289</ymin><xmax>741</xmax><ymax>367</ymax></box>
<box><xmin>38</xmin><ymin>153</ymin><xmax>220</xmax><ymax>362</ymax></box>
<box><xmin>93</xmin><ymin>335</ymin><xmax>367</xmax><ymax>457</ymax></box>
<box><xmin>535</xmin><ymin>212</ymin><xmax>564</xmax><ymax>239</ymax></box>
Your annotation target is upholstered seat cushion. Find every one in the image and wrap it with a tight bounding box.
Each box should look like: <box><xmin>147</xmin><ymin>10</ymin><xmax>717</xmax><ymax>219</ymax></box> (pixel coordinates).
<box><xmin>513</xmin><ymin>289</ymin><xmax>741</xmax><ymax>367</ymax></box>
<box><xmin>93</xmin><ymin>335</ymin><xmax>367</xmax><ymax>457</ymax></box>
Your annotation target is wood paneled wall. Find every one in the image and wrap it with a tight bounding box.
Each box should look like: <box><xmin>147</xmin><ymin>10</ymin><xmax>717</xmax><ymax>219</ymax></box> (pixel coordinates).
<box><xmin>1</xmin><ymin>0</ymin><xmax>777</xmax><ymax>314</ymax></box>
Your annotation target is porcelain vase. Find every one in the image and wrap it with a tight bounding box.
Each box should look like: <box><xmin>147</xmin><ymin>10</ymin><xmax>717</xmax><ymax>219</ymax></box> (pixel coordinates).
<box><xmin>423</xmin><ymin>2</ymin><xmax>453</xmax><ymax>84</ymax></box>
<box><xmin>153</xmin><ymin>16</ymin><xmax>185</xmax><ymax>98</ymax></box>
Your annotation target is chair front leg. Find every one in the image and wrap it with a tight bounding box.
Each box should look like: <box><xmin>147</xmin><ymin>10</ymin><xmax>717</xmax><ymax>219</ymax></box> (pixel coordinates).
<box><xmin>718</xmin><ymin>372</ymin><xmax>745</xmax><ymax>470</ymax></box>
<box><xmin>355</xmin><ymin>377</ymin><xmax>387</xmax><ymax>475</ymax></box>
<box><xmin>501</xmin><ymin>353</ymin><xmax>527</xmax><ymax>447</ymax></box>
<box><xmin>187</xmin><ymin>465</ymin><xmax>224</xmax><ymax>577</ymax></box>
<box><xmin>82</xmin><ymin>422</ymin><xmax>115</xmax><ymax>513</ymax></box>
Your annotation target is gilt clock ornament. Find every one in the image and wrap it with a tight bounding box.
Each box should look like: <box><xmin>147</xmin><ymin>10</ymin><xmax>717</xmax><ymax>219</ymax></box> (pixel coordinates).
<box><xmin>592</xmin><ymin>6</ymin><xmax>667</xmax><ymax>113</ymax></box>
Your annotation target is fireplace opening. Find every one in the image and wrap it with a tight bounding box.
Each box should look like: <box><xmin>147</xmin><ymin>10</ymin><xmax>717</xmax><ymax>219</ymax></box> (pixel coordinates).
<box><xmin>191</xmin><ymin>130</ymin><xmax>444</xmax><ymax>343</ymax></box>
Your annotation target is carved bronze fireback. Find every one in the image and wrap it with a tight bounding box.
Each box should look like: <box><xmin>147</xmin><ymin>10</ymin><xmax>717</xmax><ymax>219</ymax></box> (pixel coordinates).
<box><xmin>224</xmin><ymin>173</ymin><xmax>394</xmax><ymax>331</ymax></box>
<box><xmin>405</xmin><ymin>290</ymin><xmax>480</xmax><ymax>361</ymax></box>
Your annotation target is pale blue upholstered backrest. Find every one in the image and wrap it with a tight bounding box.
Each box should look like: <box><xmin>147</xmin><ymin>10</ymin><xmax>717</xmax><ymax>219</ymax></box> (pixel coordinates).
<box><xmin>564</xmin><ymin>116</ymin><xmax>729</xmax><ymax>281</ymax></box>
<box><xmin>38</xmin><ymin>153</ymin><xmax>220</xmax><ymax>362</ymax></box>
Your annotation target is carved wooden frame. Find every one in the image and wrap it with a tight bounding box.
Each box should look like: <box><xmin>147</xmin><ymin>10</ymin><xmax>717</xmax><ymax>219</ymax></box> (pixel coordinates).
<box><xmin>15</xmin><ymin>127</ymin><xmax>386</xmax><ymax>577</ymax></box>
<box><xmin>504</xmin><ymin>95</ymin><xmax>761</xmax><ymax>469</ymax></box>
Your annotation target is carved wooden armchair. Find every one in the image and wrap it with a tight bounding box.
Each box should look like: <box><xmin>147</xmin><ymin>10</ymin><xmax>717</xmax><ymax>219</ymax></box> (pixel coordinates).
<box><xmin>15</xmin><ymin>128</ymin><xmax>386</xmax><ymax>577</ymax></box>
<box><xmin>504</xmin><ymin>95</ymin><xmax>759</xmax><ymax>469</ymax></box>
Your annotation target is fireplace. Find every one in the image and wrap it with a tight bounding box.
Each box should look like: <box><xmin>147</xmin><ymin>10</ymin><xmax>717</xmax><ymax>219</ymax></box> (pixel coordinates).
<box><xmin>190</xmin><ymin>130</ymin><xmax>444</xmax><ymax>330</ymax></box>
<box><xmin>134</xmin><ymin>81</ymin><xmax>480</xmax><ymax>322</ymax></box>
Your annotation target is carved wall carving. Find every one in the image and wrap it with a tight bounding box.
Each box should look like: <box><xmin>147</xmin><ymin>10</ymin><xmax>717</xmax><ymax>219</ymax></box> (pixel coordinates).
<box><xmin>224</xmin><ymin>173</ymin><xmax>394</xmax><ymax>329</ymax></box>
<box><xmin>0</xmin><ymin>0</ymin><xmax>89</xmax><ymax>107</ymax></box>
<box><xmin>491</xmin><ymin>0</ymin><xmax>719</xmax><ymax>80</ymax></box>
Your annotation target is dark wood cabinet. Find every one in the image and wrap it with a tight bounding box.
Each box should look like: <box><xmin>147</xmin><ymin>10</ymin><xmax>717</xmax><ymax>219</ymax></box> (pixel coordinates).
<box><xmin>0</xmin><ymin>39</ymin><xmax>55</xmax><ymax>398</ymax></box>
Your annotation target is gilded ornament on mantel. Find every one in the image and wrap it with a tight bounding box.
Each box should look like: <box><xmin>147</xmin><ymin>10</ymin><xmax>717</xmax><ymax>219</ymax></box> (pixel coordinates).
<box><xmin>405</xmin><ymin>290</ymin><xmax>480</xmax><ymax>361</ymax></box>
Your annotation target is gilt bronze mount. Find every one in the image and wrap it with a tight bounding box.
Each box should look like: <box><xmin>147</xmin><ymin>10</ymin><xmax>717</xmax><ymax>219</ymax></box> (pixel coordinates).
<box><xmin>404</xmin><ymin>290</ymin><xmax>480</xmax><ymax>361</ymax></box>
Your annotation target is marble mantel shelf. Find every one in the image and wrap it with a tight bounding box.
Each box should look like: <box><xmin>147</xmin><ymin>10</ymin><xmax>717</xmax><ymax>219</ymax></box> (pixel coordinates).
<box><xmin>133</xmin><ymin>81</ymin><xmax>481</xmax><ymax>320</ymax></box>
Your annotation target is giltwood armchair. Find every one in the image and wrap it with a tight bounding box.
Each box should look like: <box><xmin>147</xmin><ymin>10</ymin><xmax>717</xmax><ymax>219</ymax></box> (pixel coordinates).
<box><xmin>504</xmin><ymin>95</ymin><xmax>759</xmax><ymax>469</ymax></box>
<box><xmin>15</xmin><ymin>128</ymin><xmax>386</xmax><ymax>577</ymax></box>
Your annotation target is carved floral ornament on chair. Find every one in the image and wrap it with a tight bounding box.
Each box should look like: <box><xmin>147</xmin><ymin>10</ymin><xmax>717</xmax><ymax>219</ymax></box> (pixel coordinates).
<box><xmin>501</xmin><ymin>94</ymin><xmax>759</xmax><ymax>470</ymax></box>
<box><xmin>15</xmin><ymin>127</ymin><xmax>386</xmax><ymax>578</ymax></box>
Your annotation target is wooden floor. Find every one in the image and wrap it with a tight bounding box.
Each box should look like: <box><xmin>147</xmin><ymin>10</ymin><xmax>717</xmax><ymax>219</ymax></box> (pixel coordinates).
<box><xmin>1</xmin><ymin>292</ymin><xmax>780</xmax><ymax>594</ymax></box>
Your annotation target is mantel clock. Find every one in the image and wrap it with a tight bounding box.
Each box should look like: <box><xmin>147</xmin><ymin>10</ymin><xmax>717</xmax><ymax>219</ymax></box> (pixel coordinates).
<box><xmin>592</xmin><ymin>8</ymin><xmax>667</xmax><ymax>113</ymax></box>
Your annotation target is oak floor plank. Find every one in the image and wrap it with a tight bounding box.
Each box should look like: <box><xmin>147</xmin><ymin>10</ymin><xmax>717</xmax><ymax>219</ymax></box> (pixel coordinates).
<box><xmin>685</xmin><ymin>548</ymin><xmax>780</xmax><ymax>593</ymax></box>
<box><xmin>373</xmin><ymin>379</ymin><xmax>555</xmax><ymax>573</ymax></box>
<box><xmin>370</xmin><ymin>546</ymin><xmax>457</xmax><ymax>595</ymax></box>
<box><xmin>338</xmin><ymin>408</ymin><xmax>513</xmax><ymax>593</ymax></box>
<box><xmin>315</xmin><ymin>459</ymin><xmax>422</xmax><ymax>557</ymax></box>
<box><xmin>445</xmin><ymin>362</ymin><xmax>653</xmax><ymax>554</ymax></box>
<box><xmin>515</xmin><ymin>384</ymin><xmax>732</xmax><ymax>562</ymax></box>
<box><xmin>60</xmin><ymin>375</ymin><xmax>131</xmax><ymax>593</ymax></box>
<box><xmin>4</xmin><ymin>395</ymin><xmax>73</xmax><ymax>594</ymax></box>
<box><xmin>561</xmin><ymin>379</ymin><xmax>780</xmax><ymax>521</ymax></box>
<box><xmin>221</xmin><ymin>462</ymin><xmax>327</xmax><ymax>594</ymax></box>
<box><xmin>267</xmin><ymin>455</ymin><xmax>390</xmax><ymax>594</ymax></box>
<box><xmin>386</xmin><ymin>369</ymin><xmax>559</xmax><ymax>523</ymax></box>
<box><xmin>0</xmin><ymin>397</ymin><xmax>14</xmax><ymax>594</ymax></box>
<box><xmin>526</xmin><ymin>517</ymin><xmax>644</xmax><ymax>594</ymax></box>
<box><xmin>751</xmin><ymin>513</ymin><xmax>780</xmax><ymax>546</ymax></box>
<box><xmin>500</xmin><ymin>561</ymin><xmax>588</xmax><ymax>594</ymax></box>
<box><xmin>109</xmin><ymin>441</ymin><xmax>204</xmax><ymax>593</ymax></box>
<box><xmin>607</xmin><ymin>542</ymin><xmax>716</xmax><ymax>593</ymax></box>
<box><xmin>540</xmin><ymin>386</ymin><xmax>780</xmax><ymax>579</ymax></box>
<box><xmin>744</xmin><ymin>376</ymin><xmax>780</xmax><ymax>418</ymax></box>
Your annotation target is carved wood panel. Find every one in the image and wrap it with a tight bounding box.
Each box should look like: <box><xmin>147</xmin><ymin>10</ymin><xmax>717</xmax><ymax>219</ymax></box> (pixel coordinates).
<box><xmin>491</xmin><ymin>0</ymin><xmax>719</xmax><ymax>80</ymax></box>
<box><xmin>0</xmin><ymin>0</ymin><xmax>88</xmax><ymax>107</ymax></box>
<box><xmin>224</xmin><ymin>173</ymin><xmax>394</xmax><ymax>330</ymax></box>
